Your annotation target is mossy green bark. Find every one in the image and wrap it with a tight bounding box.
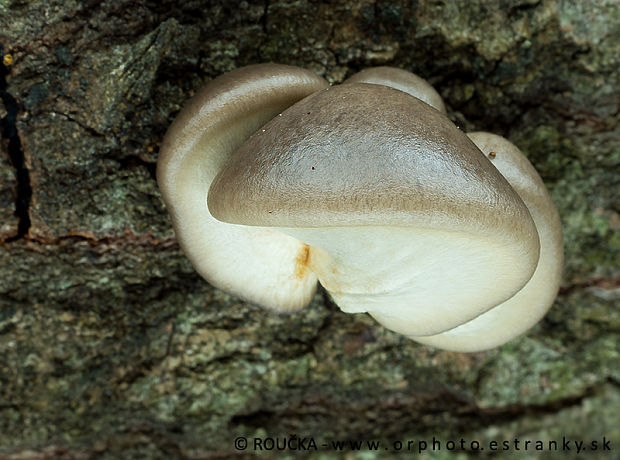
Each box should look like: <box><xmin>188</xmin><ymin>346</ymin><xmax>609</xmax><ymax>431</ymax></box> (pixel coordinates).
<box><xmin>0</xmin><ymin>1</ymin><xmax>618</xmax><ymax>458</ymax></box>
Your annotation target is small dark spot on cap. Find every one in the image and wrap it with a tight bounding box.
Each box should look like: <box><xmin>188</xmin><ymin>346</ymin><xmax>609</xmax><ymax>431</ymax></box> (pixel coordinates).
<box><xmin>488</xmin><ymin>151</ymin><xmax>497</xmax><ymax>159</ymax></box>
<box><xmin>311</xmin><ymin>166</ymin><xmax>315</xmax><ymax>170</ymax></box>
<box><xmin>306</xmin><ymin>112</ymin><xmax>311</xmax><ymax>114</ymax></box>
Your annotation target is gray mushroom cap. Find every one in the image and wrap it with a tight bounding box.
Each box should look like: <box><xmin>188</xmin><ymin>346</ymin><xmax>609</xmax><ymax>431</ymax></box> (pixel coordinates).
<box><xmin>208</xmin><ymin>83</ymin><xmax>532</xmax><ymax>235</ymax></box>
<box><xmin>208</xmin><ymin>83</ymin><xmax>541</xmax><ymax>336</ymax></box>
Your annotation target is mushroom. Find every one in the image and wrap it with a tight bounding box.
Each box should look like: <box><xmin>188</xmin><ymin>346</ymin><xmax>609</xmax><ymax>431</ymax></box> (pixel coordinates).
<box><xmin>412</xmin><ymin>133</ymin><xmax>563</xmax><ymax>351</ymax></box>
<box><xmin>157</xmin><ymin>64</ymin><xmax>563</xmax><ymax>352</ymax></box>
<box><xmin>157</xmin><ymin>64</ymin><xmax>329</xmax><ymax>311</ymax></box>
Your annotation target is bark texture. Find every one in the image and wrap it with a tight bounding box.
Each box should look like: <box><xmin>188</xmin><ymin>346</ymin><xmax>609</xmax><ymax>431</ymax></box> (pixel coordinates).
<box><xmin>0</xmin><ymin>1</ymin><xmax>618</xmax><ymax>459</ymax></box>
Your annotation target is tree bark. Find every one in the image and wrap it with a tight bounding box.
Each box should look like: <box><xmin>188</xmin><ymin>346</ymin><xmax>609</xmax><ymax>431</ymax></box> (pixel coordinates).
<box><xmin>0</xmin><ymin>1</ymin><xmax>618</xmax><ymax>458</ymax></box>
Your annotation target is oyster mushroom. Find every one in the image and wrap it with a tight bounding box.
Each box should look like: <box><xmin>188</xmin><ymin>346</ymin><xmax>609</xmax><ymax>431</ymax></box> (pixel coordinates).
<box><xmin>157</xmin><ymin>64</ymin><xmax>563</xmax><ymax>352</ymax></box>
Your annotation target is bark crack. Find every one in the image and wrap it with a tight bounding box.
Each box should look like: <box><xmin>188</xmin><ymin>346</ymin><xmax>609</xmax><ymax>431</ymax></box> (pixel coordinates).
<box><xmin>560</xmin><ymin>276</ymin><xmax>620</xmax><ymax>295</ymax></box>
<box><xmin>1</xmin><ymin>44</ymin><xmax>31</xmax><ymax>242</ymax></box>
<box><xmin>261</xmin><ymin>0</ymin><xmax>270</xmax><ymax>35</ymax></box>
<box><xmin>42</xmin><ymin>109</ymin><xmax>105</xmax><ymax>137</ymax></box>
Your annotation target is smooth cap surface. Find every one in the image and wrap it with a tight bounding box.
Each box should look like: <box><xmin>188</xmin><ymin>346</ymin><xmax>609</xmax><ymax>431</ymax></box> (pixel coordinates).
<box><xmin>209</xmin><ymin>83</ymin><xmax>535</xmax><ymax>244</ymax></box>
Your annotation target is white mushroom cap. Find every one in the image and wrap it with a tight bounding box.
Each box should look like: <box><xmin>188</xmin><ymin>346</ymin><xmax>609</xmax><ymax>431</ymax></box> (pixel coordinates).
<box><xmin>157</xmin><ymin>64</ymin><xmax>329</xmax><ymax>311</ymax></box>
<box><xmin>208</xmin><ymin>83</ymin><xmax>541</xmax><ymax>336</ymax></box>
<box><xmin>411</xmin><ymin>132</ymin><xmax>564</xmax><ymax>351</ymax></box>
<box><xmin>343</xmin><ymin>66</ymin><xmax>447</xmax><ymax>114</ymax></box>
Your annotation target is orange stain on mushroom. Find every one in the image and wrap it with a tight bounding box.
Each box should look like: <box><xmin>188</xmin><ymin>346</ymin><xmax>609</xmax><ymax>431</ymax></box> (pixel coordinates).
<box><xmin>294</xmin><ymin>243</ymin><xmax>311</xmax><ymax>280</ymax></box>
